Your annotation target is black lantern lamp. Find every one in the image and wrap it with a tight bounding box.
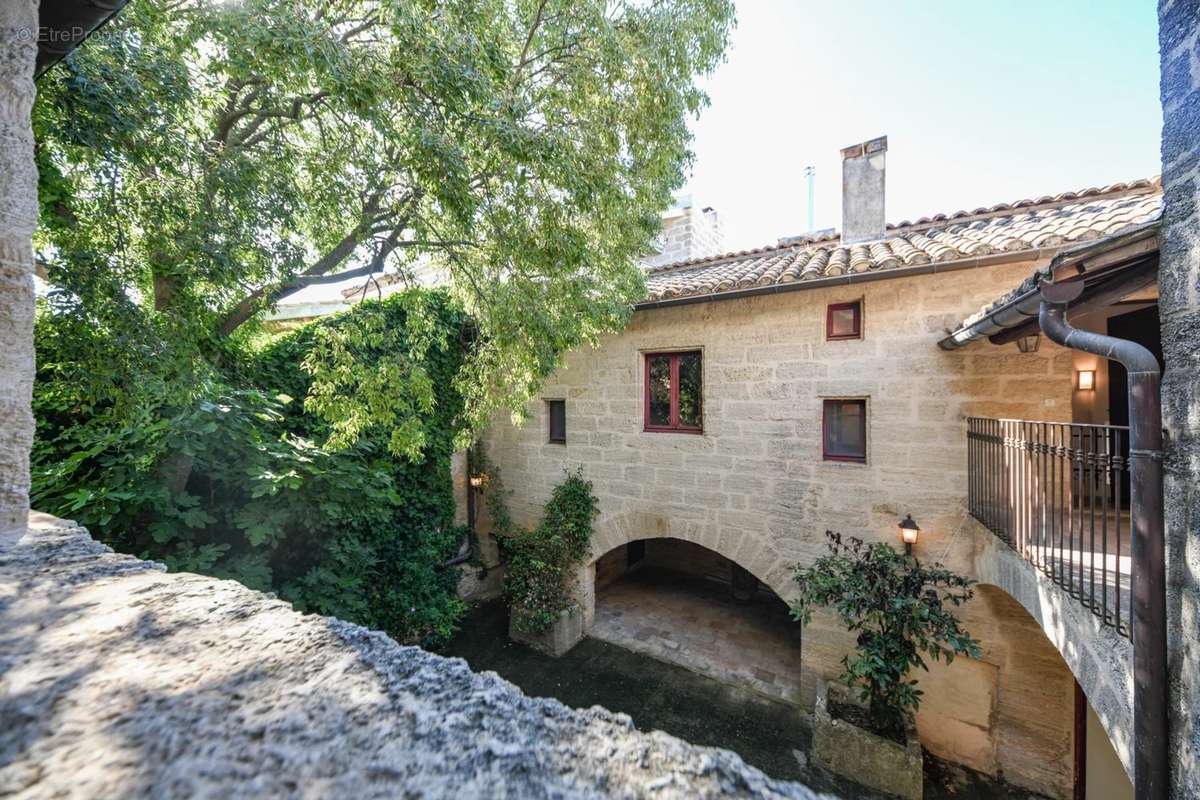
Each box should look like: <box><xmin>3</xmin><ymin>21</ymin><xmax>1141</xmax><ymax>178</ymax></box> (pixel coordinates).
<box><xmin>898</xmin><ymin>514</ymin><xmax>920</xmax><ymax>556</ymax></box>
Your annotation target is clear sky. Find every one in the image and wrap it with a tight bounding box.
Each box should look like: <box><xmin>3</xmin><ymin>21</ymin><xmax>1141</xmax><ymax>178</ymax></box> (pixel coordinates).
<box><xmin>686</xmin><ymin>0</ymin><xmax>1163</xmax><ymax>250</ymax></box>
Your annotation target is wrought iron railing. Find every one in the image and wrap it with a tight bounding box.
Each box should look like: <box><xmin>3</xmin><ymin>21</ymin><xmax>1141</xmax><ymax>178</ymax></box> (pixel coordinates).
<box><xmin>967</xmin><ymin>417</ymin><xmax>1130</xmax><ymax>638</ymax></box>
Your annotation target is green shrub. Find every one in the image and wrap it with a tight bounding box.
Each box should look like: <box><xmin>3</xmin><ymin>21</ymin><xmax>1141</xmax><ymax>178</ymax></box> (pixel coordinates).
<box><xmin>33</xmin><ymin>288</ymin><xmax>469</xmax><ymax>647</ymax></box>
<box><xmin>493</xmin><ymin>468</ymin><xmax>597</xmax><ymax>634</ymax></box>
<box><xmin>791</xmin><ymin>531</ymin><xmax>982</xmax><ymax>737</ymax></box>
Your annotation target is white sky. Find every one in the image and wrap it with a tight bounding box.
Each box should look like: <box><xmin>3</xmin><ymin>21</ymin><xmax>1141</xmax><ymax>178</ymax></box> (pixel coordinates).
<box><xmin>684</xmin><ymin>0</ymin><xmax>1162</xmax><ymax>250</ymax></box>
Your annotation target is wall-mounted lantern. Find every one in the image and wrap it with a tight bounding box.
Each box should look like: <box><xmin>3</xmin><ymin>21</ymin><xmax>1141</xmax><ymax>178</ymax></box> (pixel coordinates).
<box><xmin>1015</xmin><ymin>334</ymin><xmax>1040</xmax><ymax>353</ymax></box>
<box><xmin>1077</xmin><ymin>369</ymin><xmax>1096</xmax><ymax>391</ymax></box>
<box><xmin>469</xmin><ymin>473</ymin><xmax>488</xmax><ymax>490</ymax></box>
<box><xmin>898</xmin><ymin>514</ymin><xmax>920</xmax><ymax>556</ymax></box>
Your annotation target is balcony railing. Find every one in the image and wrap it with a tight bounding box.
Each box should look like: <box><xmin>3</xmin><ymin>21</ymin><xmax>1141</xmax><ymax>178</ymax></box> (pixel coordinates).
<box><xmin>967</xmin><ymin>417</ymin><xmax>1130</xmax><ymax>638</ymax></box>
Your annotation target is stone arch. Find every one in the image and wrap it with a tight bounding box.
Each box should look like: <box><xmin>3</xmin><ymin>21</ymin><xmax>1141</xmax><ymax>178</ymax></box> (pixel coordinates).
<box><xmin>965</xmin><ymin>514</ymin><xmax>1134</xmax><ymax>781</ymax></box>
<box><xmin>588</xmin><ymin>509</ymin><xmax>795</xmax><ymax>603</ymax></box>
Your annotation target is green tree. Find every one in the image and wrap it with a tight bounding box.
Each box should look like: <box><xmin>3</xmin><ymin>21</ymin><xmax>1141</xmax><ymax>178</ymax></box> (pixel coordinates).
<box><xmin>34</xmin><ymin>0</ymin><xmax>735</xmax><ymax>440</ymax></box>
<box><xmin>30</xmin><ymin>0</ymin><xmax>732</xmax><ymax>642</ymax></box>
<box><xmin>791</xmin><ymin>532</ymin><xmax>983</xmax><ymax>737</ymax></box>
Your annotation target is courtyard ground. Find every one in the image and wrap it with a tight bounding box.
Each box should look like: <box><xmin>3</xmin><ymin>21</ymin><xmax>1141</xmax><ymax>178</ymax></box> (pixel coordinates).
<box><xmin>440</xmin><ymin>595</ymin><xmax>1053</xmax><ymax>799</ymax></box>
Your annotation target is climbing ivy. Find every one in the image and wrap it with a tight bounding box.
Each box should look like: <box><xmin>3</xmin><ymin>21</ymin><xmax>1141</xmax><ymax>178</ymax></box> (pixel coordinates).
<box><xmin>490</xmin><ymin>467</ymin><xmax>598</xmax><ymax>635</ymax></box>
<box><xmin>33</xmin><ymin>288</ymin><xmax>470</xmax><ymax>647</ymax></box>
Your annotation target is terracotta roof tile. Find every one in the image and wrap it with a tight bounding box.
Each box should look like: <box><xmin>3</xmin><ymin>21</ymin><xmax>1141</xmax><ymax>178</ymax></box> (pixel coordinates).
<box><xmin>643</xmin><ymin>178</ymin><xmax>1162</xmax><ymax>303</ymax></box>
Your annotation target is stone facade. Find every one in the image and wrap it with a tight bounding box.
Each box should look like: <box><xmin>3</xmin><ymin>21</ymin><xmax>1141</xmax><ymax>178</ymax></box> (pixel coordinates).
<box><xmin>482</xmin><ymin>257</ymin><xmax>1101</xmax><ymax>796</ymax></box>
<box><xmin>0</xmin><ymin>514</ymin><xmax>825</xmax><ymax>799</ymax></box>
<box><xmin>0</xmin><ymin>1</ymin><xmax>38</xmax><ymax>535</ymax></box>
<box><xmin>1158</xmin><ymin>2</ymin><xmax>1200</xmax><ymax>796</ymax></box>
<box><xmin>484</xmin><ymin>256</ymin><xmax>1075</xmax><ymax>584</ymax></box>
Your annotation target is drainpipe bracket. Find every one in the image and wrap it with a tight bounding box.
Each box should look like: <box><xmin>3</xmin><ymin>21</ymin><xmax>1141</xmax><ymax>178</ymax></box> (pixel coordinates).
<box><xmin>1039</xmin><ymin>280</ymin><xmax>1084</xmax><ymax>304</ymax></box>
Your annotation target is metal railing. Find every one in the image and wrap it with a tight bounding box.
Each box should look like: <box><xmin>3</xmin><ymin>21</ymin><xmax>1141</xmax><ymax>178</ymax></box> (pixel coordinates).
<box><xmin>967</xmin><ymin>417</ymin><xmax>1130</xmax><ymax>638</ymax></box>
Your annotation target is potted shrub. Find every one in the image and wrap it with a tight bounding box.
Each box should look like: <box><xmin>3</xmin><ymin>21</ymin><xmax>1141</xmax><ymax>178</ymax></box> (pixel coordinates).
<box><xmin>494</xmin><ymin>469</ymin><xmax>597</xmax><ymax>657</ymax></box>
<box><xmin>791</xmin><ymin>531</ymin><xmax>982</xmax><ymax>800</ymax></box>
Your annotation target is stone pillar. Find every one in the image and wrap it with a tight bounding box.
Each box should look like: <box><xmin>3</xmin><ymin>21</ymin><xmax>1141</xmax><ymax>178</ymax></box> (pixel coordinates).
<box><xmin>0</xmin><ymin>2</ymin><xmax>38</xmax><ymax>536</ymax></box>
<box><xmin>1158</xmin><ymin>2</ymin><xmax>1200</xmax><ymax>796</ymax></box>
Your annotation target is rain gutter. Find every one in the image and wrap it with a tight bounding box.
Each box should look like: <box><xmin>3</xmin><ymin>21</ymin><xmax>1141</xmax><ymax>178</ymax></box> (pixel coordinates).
<box><xmin>937</xmin><ymin>223</ymin><xmax>1160</xmax><ymax>350</ymax></box>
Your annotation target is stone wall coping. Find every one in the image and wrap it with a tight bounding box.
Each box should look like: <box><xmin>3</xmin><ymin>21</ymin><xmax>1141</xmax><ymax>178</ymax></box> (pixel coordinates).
<box><xmin>0</xmin><ymin>513</ymin><xmax>829</xmax><ymax>799</ymax></box>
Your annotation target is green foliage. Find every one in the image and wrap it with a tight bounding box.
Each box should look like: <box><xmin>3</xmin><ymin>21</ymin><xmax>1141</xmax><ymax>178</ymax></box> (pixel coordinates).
<box><xmin>30</xmin><ymin>0</ymin><xmax>731</xmax><ymax>647</ymax></box>
<box><xmin>492</xmin><ymin>468</ymin><xmax>598</xmax><ymax>635</ymax></box>
<box><xmin>791</xmin><ymin>532</ymin><xmax>983</xmax><ymax>736</ymax></box>
<box><xmin>34</xmin><ymin>0</ymin><xmax>735</xmax><ymax>442</ymax></box>
<box><xmin>33</xmin><ymin>289</ymin><xmax>469</xmax><ymax>646</ymax></box>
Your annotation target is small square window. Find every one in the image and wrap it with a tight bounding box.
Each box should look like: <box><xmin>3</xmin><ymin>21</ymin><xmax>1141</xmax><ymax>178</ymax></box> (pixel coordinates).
<box><xmin>823</xmin><ymin>399</ymin><xmax>867</xmax><ymax>462</ymax></box>
<box><xmin>644</xmin><ymin>350</ymin><xmax>702</xmax><ymax>433</ymax></box>
<box><xmin>547</xmin><ymin>399</ymin><xmax>566</xmax><ymax>444</ymax></box>
<box><xmin>826</xmin><ymin>301</ymin><xmax>862</xmax><ymax>340</ymax></box>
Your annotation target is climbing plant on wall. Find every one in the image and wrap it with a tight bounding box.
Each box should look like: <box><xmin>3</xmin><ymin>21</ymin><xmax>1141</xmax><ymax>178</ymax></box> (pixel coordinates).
<box><xmin>489</xmin><ymin>467</ymin><xmax>598</xmax><ymax>635</ymax></box>
<box><xmin>34</xmin><ymin>289</ymin><xmax>470</xmax><ymax>646</ymax></box>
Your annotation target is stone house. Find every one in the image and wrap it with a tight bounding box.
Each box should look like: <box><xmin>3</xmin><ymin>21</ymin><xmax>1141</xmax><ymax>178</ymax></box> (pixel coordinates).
<box><xmin>473</xmin><ymin>138</ymin><xmax>1167</xmax><ymax>799</ymax></box>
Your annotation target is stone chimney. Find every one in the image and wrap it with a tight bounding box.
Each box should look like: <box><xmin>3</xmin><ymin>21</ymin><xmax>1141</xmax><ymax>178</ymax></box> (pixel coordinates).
<box><xmin>640</xmin><ymin>195</ymin><xmax>725</xmax><ymax>269</ymax></box>
<box><xmin>840</xmin><ymin>135</ymin><xmax>887</xmax><ymax>244</ymax></box>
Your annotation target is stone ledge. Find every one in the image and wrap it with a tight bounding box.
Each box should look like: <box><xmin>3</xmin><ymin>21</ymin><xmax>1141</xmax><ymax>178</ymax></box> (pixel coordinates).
<box><xmin>0</xmin><ymin>513</ymin><xmax>827</xmax><ymax>799</ymax></box>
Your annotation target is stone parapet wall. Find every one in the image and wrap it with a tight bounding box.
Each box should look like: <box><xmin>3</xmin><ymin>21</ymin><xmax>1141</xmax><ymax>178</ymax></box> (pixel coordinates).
<box><xmin>0</xmin><ymin>513</ymin><xmax>825</xmax><ymax>799</ymax></box>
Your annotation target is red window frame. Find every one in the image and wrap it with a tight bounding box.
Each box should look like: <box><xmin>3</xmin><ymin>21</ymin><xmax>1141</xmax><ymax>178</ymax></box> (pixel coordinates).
<box><xmin>643</xmin><ymin>350</ymin><xmax>702</xmax><ymax>434</ymax></box>
<box><xmin>826</xmin><ymin>300</ymin><xmax>862</xmax><ymax>340</ymax></box>
<box><xmin>547</xmin><ymin>399</ymin><xmax>566</xmax><ymax>444</ymax></box>
<box><xmin>822</xmin><ymin>398</ymin><xmax>867</xmax><ymax>462</ymax></box>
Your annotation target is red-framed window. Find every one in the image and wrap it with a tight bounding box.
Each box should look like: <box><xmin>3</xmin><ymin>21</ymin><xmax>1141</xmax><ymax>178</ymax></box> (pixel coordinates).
<box><xmin>822</xmin><ymin>398</ymin><xmax>867</xmax><ymax>462</ymax></box>
<box><xmin>547</xmin><ymin>399</ymin><xmax>566</xmax><ymax>444</ymax></box>
<box><xmin>644</xmin><ymin>351</ymin><xmax>702</xmax><ymax>433</ymax></box>
<box><xmin>826</xmin><ymin>300</ymin><xmax>862</xmax><ymax>340</ymax></box>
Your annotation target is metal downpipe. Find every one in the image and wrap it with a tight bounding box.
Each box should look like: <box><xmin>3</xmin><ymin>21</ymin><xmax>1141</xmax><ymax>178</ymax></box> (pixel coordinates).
<box><xmin>1038</xmin><ymin>295</ymin><xmax>1167</xmax><ymax>800</ymax></box>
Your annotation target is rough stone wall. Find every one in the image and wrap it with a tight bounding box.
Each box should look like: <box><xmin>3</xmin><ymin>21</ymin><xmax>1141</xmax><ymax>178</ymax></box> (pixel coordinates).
<box><xmin>0</xmin><ymin>513</ymin><xmax>827</xmax><ymax>800</ymax></box>
<box><xmin>0</xmin><ymin>1</ymin><xmax>38</xmax><ymax>535</ymax></box>
<box><xmin>1158</xmin><ymin>2</ymin><xmax>1200</xmax><ymax>796</ymax></box>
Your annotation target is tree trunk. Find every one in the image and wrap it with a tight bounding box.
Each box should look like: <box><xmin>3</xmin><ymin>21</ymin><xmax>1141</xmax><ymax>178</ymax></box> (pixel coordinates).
<box><xmin>0</xmin><ymin>0</ymin><xmax>39</xmax><ymax>535</ymax></box>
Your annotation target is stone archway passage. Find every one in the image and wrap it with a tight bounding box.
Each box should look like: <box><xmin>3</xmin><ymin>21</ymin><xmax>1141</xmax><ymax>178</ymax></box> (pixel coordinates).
<box><xmin>590</xmin><ymin>537</ymin><xmax>803</xmax><ymax>705</ymax></box>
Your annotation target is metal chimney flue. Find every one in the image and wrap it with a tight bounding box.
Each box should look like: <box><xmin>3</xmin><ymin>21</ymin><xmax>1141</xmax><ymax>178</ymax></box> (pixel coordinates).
<box><xmin>841</xmin><ymin>135</ymin><xmax>887</xmax><ymax>244</ymax></box>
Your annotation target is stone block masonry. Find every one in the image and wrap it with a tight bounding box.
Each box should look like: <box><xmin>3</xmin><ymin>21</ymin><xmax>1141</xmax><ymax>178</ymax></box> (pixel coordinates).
<box><xmin>0</xmin><ymin>514</ymin><xmax>828</xmax><ymax>799</ymax></box>
<box><xmin>1158</xmin><ymin>1</ymin><xmax>1200</xmax><ymax>796</ymax></box>
<box><xmin>482</xmin><ymin>256</ymin><xmax>1095</xmax><ymax>796</ymax></box>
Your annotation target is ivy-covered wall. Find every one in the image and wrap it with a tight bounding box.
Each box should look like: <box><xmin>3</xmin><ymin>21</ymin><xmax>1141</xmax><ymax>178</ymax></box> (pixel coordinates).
<box><xmin>33</xmin><ymin>288</ymin><xmax>470</xmax><ymax>646</ymax></box>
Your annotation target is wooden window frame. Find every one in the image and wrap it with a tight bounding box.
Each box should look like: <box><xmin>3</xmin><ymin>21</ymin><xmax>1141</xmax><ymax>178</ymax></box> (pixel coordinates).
<box><xmin>822</xmin><ymin>398</ymin><xmax>867</xmax><ymax>463</ymax></box>
<box><xmin>643</xmin><ymin>350</ymin><xmax>703</xmax><ymax>434</ymax></box>
<box><xmin>826</xmin><ymin>300</ymin><xmax>863</xmax><ymax>341</ymax></box>
<box><xmin>546</xmin><ymin>399</ymin><xmax>566</xmax><ymax>445</ymax></box>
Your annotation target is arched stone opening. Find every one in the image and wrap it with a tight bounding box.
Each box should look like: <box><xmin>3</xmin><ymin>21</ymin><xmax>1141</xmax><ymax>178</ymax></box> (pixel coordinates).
<box><xmin>909</xmin><ymin>583</ymin><xmax>1132</xmax><ymax>800</ymax></box>
<box><xmin>963</xmin><ymin>512</ymin><xmax>1134</xmax><ymax>782</ymax></box>
<box><xmin>587</xmin><ymin>508</ymin><xmax>796</xmax><ymax>603</ymax></box>
<box><xmin>589</xmin><ymin>536</ymin><xmax>803</xmax><ymax>705</ymax></box>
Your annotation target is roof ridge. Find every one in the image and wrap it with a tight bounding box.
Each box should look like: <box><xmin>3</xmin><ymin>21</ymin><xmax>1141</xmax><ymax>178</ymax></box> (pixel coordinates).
<box><xmin>646</xmin><ymin>176</ymin><xmax>1161</xmax><ymax>276</ymax></box>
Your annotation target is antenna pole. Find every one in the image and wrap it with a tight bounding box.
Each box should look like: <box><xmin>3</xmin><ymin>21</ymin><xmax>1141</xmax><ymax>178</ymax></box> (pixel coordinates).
<box><xmin>804</xmin><ymin>165</ymin><xmax>815</xmax><ymax>232</ymax></box>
